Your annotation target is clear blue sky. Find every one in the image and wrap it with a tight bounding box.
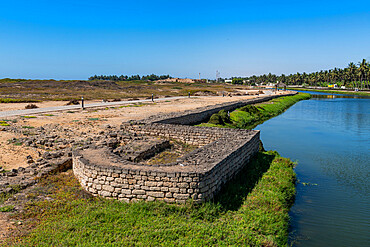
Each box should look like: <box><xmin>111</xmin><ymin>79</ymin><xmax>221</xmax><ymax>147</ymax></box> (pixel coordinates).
<box><xmin>1</xmin><ymin>0</ymin><xmax>370</xmax><ymax>79</ymax></box>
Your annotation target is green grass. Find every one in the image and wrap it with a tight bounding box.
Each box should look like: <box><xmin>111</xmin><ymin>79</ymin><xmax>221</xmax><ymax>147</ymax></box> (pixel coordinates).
<box><xmin>287</xmin><ymin>87</ymin><xmax>370</xmax><ymax>96</ymax></box>
<box><xmin>87</xmin><ymin>118</ymin><xmax>100</xmax><ymax>121</ymax></box>
<box><xmin>0</xmin><ymin>185</ymin><xmax>21</xmax><ymax>204</ymax></box>
<box><xmin>22</xmin><ymin>126</ymin><xmax>35</xmax><ymax>129</ymax></box>
<box><xmin>0</xmin><ymin>205</ymin><xmax>15</xmax><ymax>212</ymax></box>
<box><xmin>9</xmin><ymin>151</ymin><xmax>295</xmax><ymax>246</ymax></box>
<box><xmin>119</xmin><ymin>103</ymin><xmax>146</xmax><ymax>108</ymax></box>
<box><xmin>43</xmin><ymin>114</ymin><xmax>54</xmax><ymax>116</ymax></box>
<box><xmin>198</xmin><ymin>93</ymin><xmax>311</xmax><ymax>129</ymax></box>
<box><xmin>21</xmin><ymin>116</ymin><xmax>37</xmax><ymax>119</ymax></box>
<box><xmin>0</xmin><ymin>120</ymin><xmax>10</xmax><ymax>126</ymax></box>
<box><xmin>0</xmin><ymin>98</ymin><xmax>39</xmax><ymax>103</ymax></box>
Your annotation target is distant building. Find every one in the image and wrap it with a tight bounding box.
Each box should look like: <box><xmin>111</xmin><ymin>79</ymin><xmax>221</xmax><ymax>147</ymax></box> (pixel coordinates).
<box><xmin>225</xmin><ymin>79</ymin><xmax>232</xmax><ymax>83</ymax></box>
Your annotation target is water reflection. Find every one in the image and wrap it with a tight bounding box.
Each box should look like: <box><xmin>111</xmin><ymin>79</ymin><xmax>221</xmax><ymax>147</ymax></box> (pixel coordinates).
<box><xmin>256</xmin><ymin>91</ymin><xmax>370</xmax><ymax>247</ymax></box>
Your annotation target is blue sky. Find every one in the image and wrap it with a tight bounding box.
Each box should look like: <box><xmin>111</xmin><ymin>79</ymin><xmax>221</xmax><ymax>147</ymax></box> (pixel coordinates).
<box><xmin>1</xmin><ymin>0</ymin><xmax>370</xmax><ymax>79</ymax></box>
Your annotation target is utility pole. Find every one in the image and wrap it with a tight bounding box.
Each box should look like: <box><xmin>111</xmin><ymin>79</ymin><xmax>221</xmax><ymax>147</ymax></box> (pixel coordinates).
<box><xmin>199</xmin><ymin>73</ymin><xmax>201</xmax><ymax>80</ymax></box>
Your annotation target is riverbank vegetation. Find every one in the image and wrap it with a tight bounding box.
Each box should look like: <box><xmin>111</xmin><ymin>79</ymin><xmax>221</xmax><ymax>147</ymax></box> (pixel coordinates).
<box><xmin>7</xmin><ymin>151</ymin><xmax>295</xmax><ymax>246</ymax></box>
<box><xmin>287</xmin><ymin>88</ymin><xmax>370</xmax><ymax>97</ymax></box>
<box><xmin>199</xmin><ymin>93</ymin><xmax>311</xmax><ymax>129</ymax></box>
<box><xmin>228</xmin><ymin>59</ymin><xmax>370</xmax><ymax>90</ymax></box>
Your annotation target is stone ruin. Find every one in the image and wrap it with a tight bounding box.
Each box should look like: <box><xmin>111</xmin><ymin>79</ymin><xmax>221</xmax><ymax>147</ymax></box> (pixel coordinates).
<box><xmin>0</xmin><ymin>93</ymin><xmax>295</xmax><ymax>204</ymax></box>
<box><xmin>73</xmin><ymin>94</ymin><xmax>295</xmax><ymax>203</ymax></box>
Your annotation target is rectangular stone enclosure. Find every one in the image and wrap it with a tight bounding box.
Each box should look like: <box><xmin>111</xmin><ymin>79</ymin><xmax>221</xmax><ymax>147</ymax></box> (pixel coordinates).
<box><xmin>73</xmin><ymin>94</ymin><xmax>295</xmax><ymax>203</ymax></box>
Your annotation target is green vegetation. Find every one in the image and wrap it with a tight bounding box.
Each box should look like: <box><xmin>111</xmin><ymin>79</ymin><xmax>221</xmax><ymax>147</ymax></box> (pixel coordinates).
<box><xmin>0</xmin><ymin>98</ymin><xmax>39</xmax><ymax>103</ymax></box>
<box><xmin>287</xmin><ymin>87</ymin><xmax>370</xmax><ymax>96</ymax></box>
<box><xmin>0</xmin><ymin>120</ymin><xmax>10</xmax><ymax>126</ymax></box>
<box><xmin>89</xmin><ymin>74</ymin><xmax>172</xmax><ymax>81</ymax></box>
<box><xmin>9</xmin><ymin>151</ymin><xmax>295</xmax><ymax>246</ymax></box>
<box><xmin>119</xmin><ymin>103</ymin><xmax>146</xmax><ymax>108</ymax></box>
<box><xmin>199</xmin><ymin>93</ymin><xmax>311</xmax><ymax>129</ymax></box>
<box><xmin>22</xmin><ymin>126</ymin><xmax>35</xmax><ymax>129</ymax></box>
<box><xmin>228</xmin><ymin>59</ymin><xmax>370</xmax><ymax>90</ymax></box>
<box><xmin>21</xmin><ymin>116</ymin><xmax>37</xmax><ymax>118</ymax></box>
<box><xmin>0</xmin><ymin>78</ymin><xmax>238</xmax><ymax>101</ymax></box>
<box><xmin>0</xmin><ymin>205</ymin><xmax>15</xmax><ymax>212</ymax></box>
<box><xmin>7</xmin><ymin>138</ymin><xmax>23</xmax><ymax>146</ymax></box>
<box><xmin>0</xmin><ymin>185</ymin><xmax>21</xmax><ymax>204</ymax></box>
<box><xmin>43</xmin><ymin>114</ymin><xmax>55</xmax><ymax>116</ymax></box>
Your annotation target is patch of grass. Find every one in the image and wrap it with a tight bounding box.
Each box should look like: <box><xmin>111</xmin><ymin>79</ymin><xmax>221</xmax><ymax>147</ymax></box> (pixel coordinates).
<box><xmin>0</xmin><ymin>98</ymin><xmax>40</xmax><ymax>103</ymax></box>
<box><xmin>43</xmin><ymin>114</ymin><xmax>54</xmax><ymax>116</ymax></box>
<box><xmin>21</xmin><ymin>116</ymin><xmax>37</xmax><ymax>119</ymax></box>
<box><xmin>200</xmin><ymin>93</ymin><xmax>311</xmax><ymax>129</ymax></box>
<box><xmin>0</xmin><ymin>205</ymin><xmax>15</xmax><ymax>212</ymax></box>
<box><xmin>66</xmin><ymin>111</ymin><xmax>76</xmax><ymax>113</ymax></box>
<box><xmin>0</xmin><ymin>185</ymin><xmax>21</xmax><ymax>204</ymax></box>
<box><xmin>22</xmin><ymin>126</ymin><xmax>35</xmax><ymax>129</ymax></box>
<box><xmin>9</xmin><ymin>151</ymin><xmax>296</xmax><ymax>246</ymax></box>
<box><xmin>287</xmin><ymin>87</ymin><xmax>370</xmax><ymax>96</ymax></box>
<box><xmin>87</xmin><ymin>118</ymin><xmax>100</xmax><ymax>121</ymax></box>
<box><xmin>119</xmin><ymin>103</ymin><xmax>146</xmax><ymax>108</ymax></box>
<box><xmin>7</xmin><ymin>138</ymin><xmax>23</xmax><ymax>146</ymax></box>
<box><xmin>0</xmin><ymin>120</ymin><xmax>10</xmax><ymax>126</ymax></box>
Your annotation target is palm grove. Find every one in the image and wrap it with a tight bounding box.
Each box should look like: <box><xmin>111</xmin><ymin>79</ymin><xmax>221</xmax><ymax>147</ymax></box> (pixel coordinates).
<box><xmin>230</xmin><ymin>59</ymin><xmax>370</xmax><ymax>89</ymax></box>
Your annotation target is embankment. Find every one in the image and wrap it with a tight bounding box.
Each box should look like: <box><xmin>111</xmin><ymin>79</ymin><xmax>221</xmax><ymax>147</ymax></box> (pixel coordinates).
<box><xmin>199</xmin><ymin>92</ymin><xmax>311</xmax><ymax>129</ymax></box>
<box><xmin>287</xmin><ymin>87</ymin><xmax>370</xmax><ymax>96</ymax></box>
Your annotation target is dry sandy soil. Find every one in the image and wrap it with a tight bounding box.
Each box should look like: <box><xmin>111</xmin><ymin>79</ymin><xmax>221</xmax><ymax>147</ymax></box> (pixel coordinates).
<box><xmin>0</xmin><ymin>91</ymin><xmax>288</xmax><ymax>171</ymax></box>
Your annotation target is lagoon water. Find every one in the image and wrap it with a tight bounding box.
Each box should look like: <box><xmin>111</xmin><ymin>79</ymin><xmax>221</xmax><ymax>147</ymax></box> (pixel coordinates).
<box><xmin>256</xmin><ymin>91</ymin><xmax>370</xmax><ymax>246</ymax></box>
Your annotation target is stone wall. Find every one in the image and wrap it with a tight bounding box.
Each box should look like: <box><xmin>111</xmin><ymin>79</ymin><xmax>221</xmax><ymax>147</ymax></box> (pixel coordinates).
<box><xmin>72</xmin><ymin>93</ymin><xmax>296</xmax><ymax>203</ymax></box>
<box><xmin>142</xmin><ymin>93</ymin><xmax>296</xmax><ymax>125</ymax></box>
<box><xmin>73</xmin><ymin>126</ymin><xmax>260</xmax><ymax>203</ymax></box>
<box><xmin>122</xmin><ymin>123</ymin><xmax>232</xmax><ymax>147</ymax></box>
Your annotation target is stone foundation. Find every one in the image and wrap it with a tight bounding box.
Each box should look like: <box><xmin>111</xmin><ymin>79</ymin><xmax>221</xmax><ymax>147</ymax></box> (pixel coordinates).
<box><xmin>73</xmin><ymin>93</ymin><xmax>296</xmax><ymax>203</ymax></box>
<box><xmin>73</xmin><ymin>126</ymin><xmax>259</xmax><ymax>203</ymax></box>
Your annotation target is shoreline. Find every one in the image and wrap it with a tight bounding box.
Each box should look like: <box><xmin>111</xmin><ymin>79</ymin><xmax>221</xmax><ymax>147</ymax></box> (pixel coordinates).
<box><xmin>287</xmin><ymin>87</ymin><xmax>370</xmax><ymax>96</ymax></box>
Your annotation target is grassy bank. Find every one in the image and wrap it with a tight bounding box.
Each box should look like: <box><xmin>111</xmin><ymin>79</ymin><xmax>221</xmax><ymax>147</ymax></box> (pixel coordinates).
<box><xmin>199</xmin><ymin>93</ymin><xmax>311</xmax><ymax>129</ymax></box>
<box><xmin>8</xmin><ymin>151</ymin><xmax>295</xmax><ymax>246</ymax></box>
<box><xmin>287</xmin><ymin>87</ymin><xmax>370</xmax><ymax>96</ymax></box>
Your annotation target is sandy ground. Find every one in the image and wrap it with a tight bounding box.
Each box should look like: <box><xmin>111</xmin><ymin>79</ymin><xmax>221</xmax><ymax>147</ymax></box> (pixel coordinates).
<box><xmin>0</xmin><ymin>100</ymin><xmax>102</xmax><ymax>112</ymax></box>
<box><xmin>0</xmin><ymin>92</ymin><xmax>289</xmax><ymax>170</ymax></box>
<box><xmin>0</xmin><ymin>132</ymin><xmax>40</xmax><ymax>170</ymax></box>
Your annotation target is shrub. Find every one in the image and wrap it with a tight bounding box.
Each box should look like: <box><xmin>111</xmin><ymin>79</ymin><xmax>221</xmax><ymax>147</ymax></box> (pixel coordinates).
<box><xmin>25</xmin><ymin>104</ymin><xmax>38</xmax><ymax>109</ymax></box>
<box><xmin>208</xmin><ymin>113</ymin><xmax>224</xmax><ymax>125</ymax></box>
<box><xmin>66</xmin><ymin>99</ymin><xmax>80</xmax><ymax>105</ymax></box>
<box><xmin>208</xmin><ymin>110</ymin><xmax>231</xmax><ymax>125</ymax></box>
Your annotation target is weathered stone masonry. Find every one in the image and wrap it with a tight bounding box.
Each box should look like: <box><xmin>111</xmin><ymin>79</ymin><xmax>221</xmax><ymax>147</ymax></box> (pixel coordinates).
<box><xmin>73</xmin><ymin>93</ymin><xmax>296</xmax><ymax>203</ymax></box>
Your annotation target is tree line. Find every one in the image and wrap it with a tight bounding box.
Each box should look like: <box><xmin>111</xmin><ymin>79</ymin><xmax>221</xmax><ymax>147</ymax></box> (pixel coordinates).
<box><xmin>88</xmin><ymin>74</ymin><xmax>172</xmax><ymax>81</ymax></box>
<box><xmin>229</xmin><ymin>59</ymin><xmax>370</xmax><ymax>89</ymax></box>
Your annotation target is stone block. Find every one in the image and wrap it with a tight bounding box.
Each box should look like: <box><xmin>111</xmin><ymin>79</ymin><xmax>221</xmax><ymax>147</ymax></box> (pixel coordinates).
<box><xmin>147</xmin><ymin>191</ymin><xmax>164</xmax><ymax>198</ymax></box>
<box><xmin>102</xmin><ymin>185</ymin><xmax>115</xmax><ymax>192</ymax></box>
<box><xmin>132</xmin><ymin>189</ymin><xmax>146</xmax><ymax>195</ymax></box>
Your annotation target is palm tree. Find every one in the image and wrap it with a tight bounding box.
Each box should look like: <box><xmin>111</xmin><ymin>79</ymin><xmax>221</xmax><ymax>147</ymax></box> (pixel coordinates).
<box><xmin>347</xmin><ymin>62</ymin><xmax>357</xmax><ymax>88</ymax></box>
<box><xmin>358</xmin><ymin>59</ymin><xmax>367</xmax><ymax>89</ymax></box>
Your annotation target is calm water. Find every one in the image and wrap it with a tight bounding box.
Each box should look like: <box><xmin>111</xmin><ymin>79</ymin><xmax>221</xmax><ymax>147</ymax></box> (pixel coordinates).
<box><xmin>256</xmin><ymin>91</ymin><xmax>370</xmax><ymax>246</ymax></box>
